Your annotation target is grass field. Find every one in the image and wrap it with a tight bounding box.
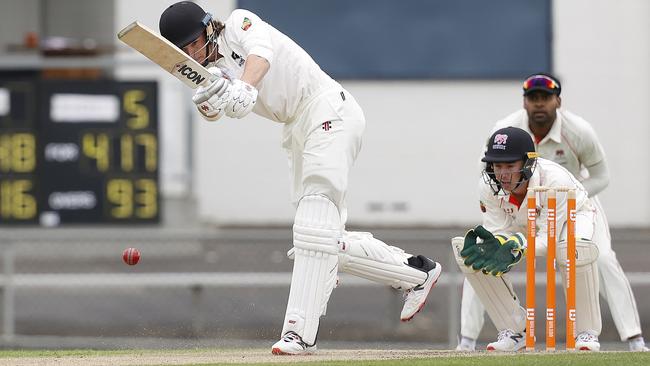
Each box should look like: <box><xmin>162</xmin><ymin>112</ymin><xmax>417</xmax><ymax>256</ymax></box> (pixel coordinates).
<box><xmin>0</xmin><ymin>349</ymin><xmax>649</xmax><ymax>366</ymax></box>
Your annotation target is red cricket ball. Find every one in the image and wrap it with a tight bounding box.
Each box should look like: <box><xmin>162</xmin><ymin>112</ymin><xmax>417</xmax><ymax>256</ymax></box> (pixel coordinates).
<box><xmin>122</xmin><ymin>247</ymin><xmax>140</xmax><ymax>265</ymax></box>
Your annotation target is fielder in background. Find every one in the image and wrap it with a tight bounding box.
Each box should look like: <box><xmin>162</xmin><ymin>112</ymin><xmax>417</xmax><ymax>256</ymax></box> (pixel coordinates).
<box><xmin>451</xmin><ymin>126</ymin><xmax>602</xmax><ymax>351</ymax></box>
<box><xmin>456</xmin><ymin>73</ymin><xmax>648</xmax><ymax>352</ymax></box>
<box><xmin>158</xmin><ymin>1</ymin><xmax>442</xmax><ymax>355</ymax></box>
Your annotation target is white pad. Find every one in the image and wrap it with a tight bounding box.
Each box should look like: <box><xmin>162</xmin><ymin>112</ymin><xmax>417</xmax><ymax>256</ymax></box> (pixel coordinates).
<box><xmin>557</xmin><ymin>239</ymin><xmax>601</xmax><ymax>335</ymax></box>
<box><xmin>451</xmin><ymin>237</ymin><xmax>526</xmax><ymax>332</ymax></box>
<box><xmin>337</xmin><ymin>231</ymin><xmax>427</xmax><ymax>290</ymax></box>
<box><xmin>281</xmin><ymin>195</ymin><xmax>341</xmax><ymax>346</ymax></box>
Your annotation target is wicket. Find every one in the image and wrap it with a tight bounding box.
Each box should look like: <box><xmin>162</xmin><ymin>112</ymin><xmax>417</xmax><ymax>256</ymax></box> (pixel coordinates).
<box><xmin>526</xmin><ymin>186</ymin><xmax>577</xmax><ymax>351</ymax></box>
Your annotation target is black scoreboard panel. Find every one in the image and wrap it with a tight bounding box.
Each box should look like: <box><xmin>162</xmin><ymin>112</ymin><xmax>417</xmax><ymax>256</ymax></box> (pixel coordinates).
<box><xmin>0</xmin><ymin>77</ymin><xmax>39</xmax><ymax>223</ymax></box>
<box><xmin>0</xmin><ymin>77</ymin><xmax>159</xmax><ymax>224</ymax></box>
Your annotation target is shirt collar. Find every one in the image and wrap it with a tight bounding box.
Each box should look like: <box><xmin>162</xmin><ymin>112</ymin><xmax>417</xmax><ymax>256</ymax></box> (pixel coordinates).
<box><xmin>527</xmin><ymin>110</ymin><xmax>562</xmax><ymax>145</ymax></box>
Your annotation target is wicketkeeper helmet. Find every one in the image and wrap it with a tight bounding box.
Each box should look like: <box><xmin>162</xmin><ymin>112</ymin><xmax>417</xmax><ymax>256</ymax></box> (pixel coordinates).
<box><xmin>482</xmin><ymin>127</ymin><xmax>539</xmax><ymax>194</ymax></box>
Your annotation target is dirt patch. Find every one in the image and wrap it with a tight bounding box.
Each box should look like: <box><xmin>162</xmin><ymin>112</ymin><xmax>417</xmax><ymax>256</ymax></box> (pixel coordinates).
<box><xmin>0</xmin><ymin>349</ymin><xmax>476</xmax><ymax>366</ymax></box>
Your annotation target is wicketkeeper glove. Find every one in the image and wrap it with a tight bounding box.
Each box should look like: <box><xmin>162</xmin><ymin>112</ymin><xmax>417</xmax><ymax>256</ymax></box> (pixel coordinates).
<box><xmin>481</xmin><ymin>233</ymin><xmax>526</xmax><ymax>276</ymax></box>
<box><xmin>192</xmin><ymin>67</ymin><xmax>230</xmax><ymax>121</ymax></box>
<box><xmin>460</xmin><ymin>225</ymin><xmax>508</xmax><ymax>271</ymax></box>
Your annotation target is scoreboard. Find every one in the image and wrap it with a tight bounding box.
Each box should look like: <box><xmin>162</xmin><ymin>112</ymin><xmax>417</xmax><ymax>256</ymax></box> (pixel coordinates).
<box><xmin>0</xmin><ymin>77</ymin><xmax>159</xmax><ymax>224</ymax></box>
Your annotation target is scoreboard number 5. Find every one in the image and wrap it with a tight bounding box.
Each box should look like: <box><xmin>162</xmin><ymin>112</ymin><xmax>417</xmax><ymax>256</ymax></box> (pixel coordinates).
<box><xmin>123</xmin><ymin>90</ymin><xmax>149</xmax><ymax>129</ymax></box>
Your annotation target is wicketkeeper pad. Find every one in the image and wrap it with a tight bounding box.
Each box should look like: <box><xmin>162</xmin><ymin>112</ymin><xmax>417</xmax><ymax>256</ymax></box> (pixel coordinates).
<box><xmin>557</xmin><ymin>239</ymin><xmax>602</xmax><ymax>335</ymax></box>
<box><xmin>452</xmin><ymin>236</ymin><xmax>527</xmax><ymax>332</ymax></box>
<box><xmin>281</xmin><ymin>195</ymin><xmax>341</xmax><ymax>346</ymax></box>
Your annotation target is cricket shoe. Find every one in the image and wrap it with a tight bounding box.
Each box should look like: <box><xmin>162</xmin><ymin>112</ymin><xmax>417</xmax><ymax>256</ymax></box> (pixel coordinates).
<box><xmin>629</xmin><ymin>336</ymin><xmax>649</xmax><ymax>352</ymax></box>
<box><xmin>271</xmin><ymin>331</ymin><xmax>316</xmax><ymax>355</ymax></box>
<box><xmin>576</xmin><ymin>332</ymin><xmax>600</xmax><ymax>351</ymax></box>
<box><xmin>455</xmin><ymin>336</ymin><xmax>477</xmax><ymax>351</ymax></box>
<box><xmin>400</xmin><ymin>257</ymin><xmax>442</xmax><ymax>322</ymax></box>
<box><xmin>486</xmin><ymin>329</ymin><xmax>525</xmax><ymax>351</ymax></box>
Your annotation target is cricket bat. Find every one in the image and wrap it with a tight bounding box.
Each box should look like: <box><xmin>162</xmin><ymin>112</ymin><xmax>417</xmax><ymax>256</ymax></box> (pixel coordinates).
<box><xmin>117</xmin><ymin>21</ymin><xmax>213</xmax><ymax>89</ymax></box>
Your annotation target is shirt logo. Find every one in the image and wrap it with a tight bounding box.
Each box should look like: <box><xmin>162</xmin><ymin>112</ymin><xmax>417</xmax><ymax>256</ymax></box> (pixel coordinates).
<box><xmin>479</xmin><ymin>201</ymin><xmax>486</xmax><ymax>213</ymax></box>
<box><xmin>556</xmin><ymin>149</ymin><xmax>564</xmax><ymax>157</ymax></box>
<box><xmin>242</xmin><ymin>17</ymin><xmax>252</xmax><ymax>31</ymax></box>
<box><xmin>322</xmin><ymin>121</ymin><xmax>331</xmax><ymax>131</ymax></box>
<box><xmin>231</xmin><ymin>51</ymin><xmax>245</xmax><ymax>67</ymax></box>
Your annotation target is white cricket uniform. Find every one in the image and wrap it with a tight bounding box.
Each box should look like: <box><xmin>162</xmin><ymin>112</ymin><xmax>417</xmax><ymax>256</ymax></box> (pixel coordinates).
<box><xmin>214</xmin><ymin>9</ymin><xmax>364</xmax><ymax>219</ymax></box>
<box><xmin>212</xmin><ymin>10</ymin><xmax>437</xmax><ymax>347</ymax></box>
<box><xmin>475</xmin><ymin>158</ymin><xmax>602</xmax><ymax>335</ymax></box>
<box><xmin>461</xmin><ymin>110</ymin><xmax>642</xmax><ymax>341</ymax></box>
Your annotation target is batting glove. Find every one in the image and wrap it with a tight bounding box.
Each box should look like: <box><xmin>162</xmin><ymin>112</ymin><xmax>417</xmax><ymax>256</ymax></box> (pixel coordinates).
<box><xmin>224</xmin><ymin>79</ymin><xmax>258</xmax><ymax>118</ymax></box>
<box><xmin>192</xmin><ymin>67</ymin><xmax>230</xmax><ymax>121</ymax></box>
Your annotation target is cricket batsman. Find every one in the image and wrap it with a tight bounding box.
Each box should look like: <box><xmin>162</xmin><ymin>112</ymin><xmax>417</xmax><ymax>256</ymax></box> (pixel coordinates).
<box><xmin>158</xmin><ymin>1</ymin><xmax>442</xmax><ymax>355</ymax></box>
<box><xmin>451</xmin><ymin>126</ymin><xmax>602</xmax><ymax>351</ymax></box>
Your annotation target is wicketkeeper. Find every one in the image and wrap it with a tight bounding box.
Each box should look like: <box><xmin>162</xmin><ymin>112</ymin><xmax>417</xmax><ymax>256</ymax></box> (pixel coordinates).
<box><xmin>451</xmin><ymin>126</ymin><xmax>602</xmax><ymax>351</ymax></box>
<box><xmin>458</xmin><ymin>73</ymin><xmax>647</xmax><ymax>352</ymax></box>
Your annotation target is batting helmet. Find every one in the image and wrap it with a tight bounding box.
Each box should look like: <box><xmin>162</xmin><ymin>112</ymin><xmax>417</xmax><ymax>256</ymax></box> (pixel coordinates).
<box><xmin>159</xmin><ymin>1</ymin><xmax>213</xmax><ymax>48</ymax></box>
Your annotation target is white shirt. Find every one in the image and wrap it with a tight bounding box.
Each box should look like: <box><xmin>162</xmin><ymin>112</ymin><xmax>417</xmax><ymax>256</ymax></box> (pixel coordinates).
<box><xmin>492</xmin><ymin>109</ymin><xmax>607</xmax><ymax>181</ymax></box>
<box><xmin>479</xmin><ymin>158</ymin><xmax>593</xmax><ymax>248</ymax></box>
<box><xmin>215</xmin><ymin>9</ymin><xmax>339</xmax><ymax>123</ymax></box>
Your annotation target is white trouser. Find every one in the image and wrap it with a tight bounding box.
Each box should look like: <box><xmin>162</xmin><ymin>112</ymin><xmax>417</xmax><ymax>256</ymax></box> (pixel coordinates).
<box><xmin>280</xmin><ymin>88</ymin><xmax>364</xmax><ymax>343</ymax></box>
<box><xmin>461</xmin><ymin>208</ymin><xmax>607</xmax><ymax>337</ymax></box>
<box><xmin>590</xmin><ymin>196</ymin><xmax>642</xmax><ymax>340</ymax></box>
<box><xmin>283</xmin><ymin>87</ymin><xmax>365</xmax><ymax>224</ymax></box>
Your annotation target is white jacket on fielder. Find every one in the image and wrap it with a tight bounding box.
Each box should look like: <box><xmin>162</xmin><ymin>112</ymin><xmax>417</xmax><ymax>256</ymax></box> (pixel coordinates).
<box><xmin>491</xmin><ymin>109</ymin><xmax>608</xmax><ymax>195</ymax></box>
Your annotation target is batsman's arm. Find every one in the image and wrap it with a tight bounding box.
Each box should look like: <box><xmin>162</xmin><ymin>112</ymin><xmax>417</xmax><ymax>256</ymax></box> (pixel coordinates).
<box><xmin>240</xmin><ymin>54</ymin><xmax>270</xmax><ymax>87</ymax></box>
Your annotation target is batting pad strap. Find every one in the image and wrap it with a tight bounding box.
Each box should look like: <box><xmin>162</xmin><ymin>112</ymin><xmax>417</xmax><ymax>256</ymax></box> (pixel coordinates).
<box><xmin>282</xmin><ymin>195</ymin><xmax>341</xmax><ymax>345</ymax></box>
<box><xmin>292</xmin><ymin>195</ymin><xmax>341</xmax><ymax>252</ymax></box>
<box><xmin>337</xmin><ymin>231</ymin><xmax>427</xmax><ymax>290</ymax></box>
<box><xmin>294</xmin><ymin>227</ymin><xmax>340</xmax><ymax>254</ymax></box>
<box><xmin>557</xmin><ymin>239</ymin><xmax>599</xmax><ymax>266</ymax></box>
<box><xmin>451</xmin><ymin>237</ymin><xmax>526</xmax><ymax>332</ymax></box>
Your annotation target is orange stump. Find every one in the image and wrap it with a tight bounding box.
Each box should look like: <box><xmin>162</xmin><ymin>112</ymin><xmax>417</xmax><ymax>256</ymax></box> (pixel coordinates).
<box><xmin>546</xmin><ymin>190</ymin><xmax>556</xmax><ymax>351</ymax></box>
<box><xmin>526</xmin><ymin>186</ymin><xmax>576</xmax><ymax>351</ymax></box>
<box><xmin>566</xmin><ymin>190</ymin><xmax>577</xmax><ymax>350</ymax></box>
<box><xmin>526</xmin><ymin>188</ymin><xmax>537</xmax><ymax>351</ymax></box>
